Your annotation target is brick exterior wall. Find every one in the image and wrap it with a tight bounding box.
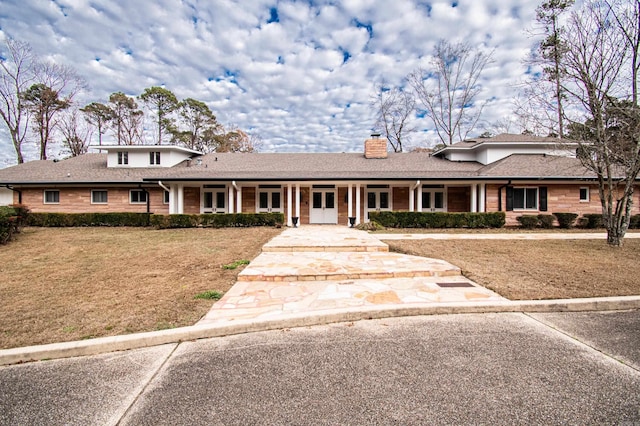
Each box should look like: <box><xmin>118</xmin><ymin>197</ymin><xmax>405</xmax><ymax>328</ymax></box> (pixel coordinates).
<box><xmin>447</xmin><ymin>187</ymin><xmax>470</xmax><ymax>212</ymax></box>
<box><xmin>486</xmin><ymin>183</ymin><xmax>640</xmax><ymax>226</ymax></box>
<box><xmin>20</xmin><ymin>187</ymin><xmax>169</xmax><ymax>214</ymax></box>
<box><xmin>183</xmin><ymin>187</ymin><xmax>200</xmax><ymax>214</ymax></box>
<box><xmin>393</xmin><ymin>187</ymin><xmax>410</xmax><ymax>211</ymax></box>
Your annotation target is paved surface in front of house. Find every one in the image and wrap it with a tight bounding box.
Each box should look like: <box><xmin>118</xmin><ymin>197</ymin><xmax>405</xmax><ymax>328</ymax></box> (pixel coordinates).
<box><xmin>199</xmin><ymin>226</ymin><xmax>505</xmax><ymax>325</ymax></box>
<box><xmin>2</xmin><ymin>311</ymin><xmax>639</xmax><ymax>425</ymax></box>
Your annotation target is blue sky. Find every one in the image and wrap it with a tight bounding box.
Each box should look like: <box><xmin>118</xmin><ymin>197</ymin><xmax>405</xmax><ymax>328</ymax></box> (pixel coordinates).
<box><xmin>0</xmin><ymin>0</ymin><xmax>543</xmax><ymax>167</ymax></box>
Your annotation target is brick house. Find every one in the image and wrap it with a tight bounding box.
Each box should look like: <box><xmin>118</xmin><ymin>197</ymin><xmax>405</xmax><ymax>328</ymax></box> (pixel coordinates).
<box><xmin>0</xmin><ymin>133</ymin><xmax>637</xmax><ymax>226</ymax></box>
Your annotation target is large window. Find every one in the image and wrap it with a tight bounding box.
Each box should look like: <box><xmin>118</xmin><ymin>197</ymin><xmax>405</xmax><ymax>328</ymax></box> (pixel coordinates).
<box><xmin>44</xmin><ymin>189</ymin><xmax>60</xmax><ymax>204</ymax></box>
<box><xmin>149</xmin><ymin>151</ymin><xmax>161</xmax><ymax>165</ymax></box>
<box><xmin>130</xmin><ymin>189</ymin><xmax>148</xmax><ymax>204</ymax></box>
<box><xmin>91</xmin><ymin>190</ymin><xmax>108</xmax><ymax>204</ymax></box>
<box><xmin>117</xmin><ymin>151</ymin><xmax>129</xmax><ymax>165</ymax></box>
<box><xmin>513</xmin><ymin>187</ymin><xmax>538</xmax><ymax>210</ymax></box>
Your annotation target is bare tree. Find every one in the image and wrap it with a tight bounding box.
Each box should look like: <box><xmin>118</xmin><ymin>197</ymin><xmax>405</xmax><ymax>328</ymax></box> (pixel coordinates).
<box><xmin>561</xmin><ymin>0</ymin><xmax>639</xmax><ymax>246</ymax></box>
<box><xmin>370</xmin><ymin>81</ymin><xmax>416</xmax><ymax>152</ymax></box>
<box><xmin>0</xmin><ymin>38</ymin><xmax>37</xmax><ymax>163</ymax></box>
<box><xmin>408</xmin><ymin>39</ymin><xmax>493</xmax><ymax>145</ymax></box>
<box><xmin>214</xmin><ymin>126</ymin><xmax>260</xmax><ymax>153</ymax></box>
<box><xmin>59</xmin><ymin>107</ymin><xmax>92</xmax><ymax>157</ymax></box>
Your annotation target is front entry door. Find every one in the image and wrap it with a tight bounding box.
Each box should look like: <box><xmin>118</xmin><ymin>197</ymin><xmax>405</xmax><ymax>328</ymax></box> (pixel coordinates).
<box><xmin>203</xmin><ymin>190</ymin><xmax>226</xmax><ymax>213</ymax></box>
<box><xmin>422</xmin><ymin>190</ymin><xmax>446</xmax><ymax>212</ymax></box>
<box><xmin>366</xmin><ymin>190</ymin><xmax>391</xmax><ymax>220</ymax></box>
<box><xmin>257</xmin><ymin>189</ymin><xmax>282</xmax><ymax>213</ymax></box>
<box><xmin>310</xmin><ymin>189</ymin><xmax>337</xmax><ymax>224</ymax></box>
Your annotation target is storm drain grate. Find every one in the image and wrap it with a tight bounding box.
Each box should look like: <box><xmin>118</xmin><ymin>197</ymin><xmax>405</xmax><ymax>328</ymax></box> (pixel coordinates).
<box><xmin>436</xmin><ymin>282</ymin><xmax>474</xmax><ymax>288</ymax></box>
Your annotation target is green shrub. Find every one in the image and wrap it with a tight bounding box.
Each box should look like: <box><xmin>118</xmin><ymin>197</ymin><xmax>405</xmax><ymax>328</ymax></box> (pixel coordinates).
<box><xmin>537</xmin><ymin>214</ymin><xmax>555</xmax><ymax>229</ymax></box>
<box><xmin>516</xmin><ymin>215</ymin><xmax>539</xmax><ymax>229</ymax></box>
<box><xmin>553</xmin><ymin>212</ymin><xmax>578</xmax><ymax>229</ymax></box>
<box><xmin>630</xmin><ymin>214</ymin><xmax>640</xmax><ymax>229</ymax></box>
<box><xmin>368</xmin><ymin>211</ymin><xmax>505</xmax><ymax>229</ymax></box>
<box><xmin>28</xmin><ymin>212</ymin><xmax>151</xmax><ymax>227</ymax></box>
<box><xmin>150</xmin><ymin>212</ymin><xmax>285</xmax><ymax>229</ymax></box>
<box><xmin>581</xmin><ymin>213</ymin><xmax>603</xmax><ymax>229</ymax></box>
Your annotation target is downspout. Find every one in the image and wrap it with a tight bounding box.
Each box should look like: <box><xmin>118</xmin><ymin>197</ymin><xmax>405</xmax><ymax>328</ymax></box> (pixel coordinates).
<box><xmin>157</xmin><ymin>180</ymin><xmax>170</xmax><ymax>193</ymax></box>
<box><xmin>410</xmin><ymin>180</ymin><xmax>421</xmax><ymax>212</ymax></box>
<box><xmin>4</xmin><ymin>185</ymin><xmax>22</xmax><ymax>204</ymax></box>
<box><xmin>138</xmin><ymin>184</ymin><xmax>150</xmax><ymax>214</ymax></box>
<box><xmin>497</xmin><ymin>180</ymin><xmax>512</xmax><ymax>212</ymax></box>
<box><xmin>411</xmin><ymin>180</ymin><xmax>421</xmax><ymax>191</ymax></box>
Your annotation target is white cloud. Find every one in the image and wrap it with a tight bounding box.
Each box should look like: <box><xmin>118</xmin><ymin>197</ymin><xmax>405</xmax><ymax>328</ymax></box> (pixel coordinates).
<box><xmin>0</xmin><ymin>0</ymin><xmax>543</xmax><ymax>166</ymax></box>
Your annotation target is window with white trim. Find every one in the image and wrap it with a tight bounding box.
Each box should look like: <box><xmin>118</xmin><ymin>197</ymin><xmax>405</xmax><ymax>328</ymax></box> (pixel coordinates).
<box><xmin>130</xmin><ymin>189</ymin><xmax>148</xmax><ymax>204</ymax></box>
<box><xmin>44</xmin><ymin>189</ymin><xmax>60</xmax><ymax>204</ymax></box>
<box><xmin>579</xmin><ymin>187</ymin><xmax>589</xmax><ymax>202</ymax></box>
<box><xmin>149</xmin><ymin>151</ymin><xmax>161</xmax><ymax>165</ymax></box>
<box><xmin>117</xmin><ymin>151</ymin><xmax>129</xmax><ymax>165</ymax></box>
<box><xmin>91</xmin><ymin>190</ymin><xmax>108</xmax><ymax>204</ymax></box>
<box><xmin>513</xmin><ymin>187</ymin><xmax>538</xmax><ymax>210</ymax></box>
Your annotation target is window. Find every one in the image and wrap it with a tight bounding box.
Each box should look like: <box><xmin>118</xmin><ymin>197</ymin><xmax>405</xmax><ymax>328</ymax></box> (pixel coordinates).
<box><xmin>44</xmin><ymin>189</ymin><xmax>60</xmax><ymax>204</ymax></box>
<box><xmin>130</xmin><ymin>189</ymin><xmax>148</xmax><ymax>204</ymax></box>
<box><xmin>513</xmin><ymin>187</ymin><xmax>538</xmax><ymax>210</ymax></box>
<box><xmin>150</xmin><ymin>151</ymin><xmax>161</xmax><ymax>165</ymax></box>
<box><xmin>91</xmin><ymin>190</ymin><xmax>108</xmax><ymax>204</ymax></box>
<box><xmin>117</xmin><ymin>151</ymin><xmax>129</xmax><ymax>165</ymax></box>
<box><xmin>579</xmin><ymin>187</ymin><xmax>589</xmax><ymax>202</ymax></box>
<box><xmin>164</xmin><ymin>190</ymin><xmax>170</xmax><ymax>204</ymax></box>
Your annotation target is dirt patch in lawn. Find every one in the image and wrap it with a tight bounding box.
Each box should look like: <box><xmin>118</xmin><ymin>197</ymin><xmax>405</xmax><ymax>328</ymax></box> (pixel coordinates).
<box><xmin>386</xmin><ymin>238</ymin><xmax>640</xmax><ymax>300</ymax></box>
<box><xmin>0</xmin><ymin>227</ymin><xmax>281</xmax><ymax>349</ymax></box>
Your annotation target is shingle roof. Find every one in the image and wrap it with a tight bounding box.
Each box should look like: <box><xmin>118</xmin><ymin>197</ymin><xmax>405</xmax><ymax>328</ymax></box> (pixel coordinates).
<box><xmin>478</xmin><ymin>154</ymin><xmax>595</xmax><ymax>178</ymax></box>
<box><xmin>0</xmin><ymin>151</ymin><xmax>598</xmax><ymax>184</ymax></box>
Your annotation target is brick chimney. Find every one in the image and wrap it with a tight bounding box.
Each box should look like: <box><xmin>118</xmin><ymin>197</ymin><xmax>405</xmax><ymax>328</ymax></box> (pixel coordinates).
<box><xmin>364</xmin><ymin>133</ymin><xmax>387</xmax><ymax>159</ymax></box>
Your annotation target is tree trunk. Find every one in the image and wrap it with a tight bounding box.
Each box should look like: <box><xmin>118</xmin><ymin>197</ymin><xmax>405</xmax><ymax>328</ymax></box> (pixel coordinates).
<box><xmin>606</xmin><ymin>228</ymin><xmax>624</xmax><ymax>247</ymax></box>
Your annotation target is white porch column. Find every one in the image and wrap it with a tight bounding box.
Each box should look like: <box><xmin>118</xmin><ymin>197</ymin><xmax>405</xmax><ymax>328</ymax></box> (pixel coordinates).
<box><xmin>168</xmin><ymin>185</ymin><xmax>177</xmax><ymax>214</ymax></box>
<box><xmin>236</xmin><ymin>185</ymin><xmax>242</xmax><ymax>213</ymax></box>
<box><xmin>417</xmin><ymin>184</ymin><xmax>423</xmax><ymax>211</ymax></box>
<box><xmin>177</xmin><ymin>184</ymin><xmax>184</xmax><ymax>214</ymax></box>
<box><xmin>409</xmin><ymin>187</ymin><xmax>415</xmax><ymax>212</ymax></box>
<box><xmin>348</xmin><ymin>183</ymin><xmax>353</xmax><ymax>225</ymax></box>
<box><xmin>471</xmin><ymin>184</ymin><xmax>478</xmax><ymax>213</ymax></box>
<box><xmin>479</xmin><ymin>183</ymin><xmax>486</xmax><ymax>212</ymax></box>
<box><xmin>227</xmin><ymin>186</ymin><xmax>234</xmax><ymax>213</ymax></box>
<box><xmin>355</xmin><ymin>183</ymin><xmax>361</xmax><ymax>225</ymax></box>
<box><xmin>295</xmin><ymin>183</ymin><xmax>300</xmax><ymax>225</ymax></box>
<box><xmin>287</xmin><ymin>184</ymin><xmax>293</xmax><ymax>226</ymax></box>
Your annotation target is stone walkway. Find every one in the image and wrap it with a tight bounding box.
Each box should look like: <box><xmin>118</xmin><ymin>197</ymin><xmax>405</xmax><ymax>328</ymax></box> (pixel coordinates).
<box><xmin>199</xmin><ymin>226</ymin><xmax>504</xmax><ymax>324</ymax></box>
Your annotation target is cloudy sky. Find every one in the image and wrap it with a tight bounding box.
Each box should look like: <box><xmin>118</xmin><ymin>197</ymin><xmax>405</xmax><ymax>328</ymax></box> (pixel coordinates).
<box><xmin>0</xmin><ymin>0</ymin><xmax>544</xmax><ymax>167</ymax></box>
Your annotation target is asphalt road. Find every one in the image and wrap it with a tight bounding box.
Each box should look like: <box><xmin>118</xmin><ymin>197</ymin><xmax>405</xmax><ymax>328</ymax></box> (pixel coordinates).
<box><xmin>1</xmin><ymin>310</ymin><xmax>638</xmax><ymax>425</ymax></box>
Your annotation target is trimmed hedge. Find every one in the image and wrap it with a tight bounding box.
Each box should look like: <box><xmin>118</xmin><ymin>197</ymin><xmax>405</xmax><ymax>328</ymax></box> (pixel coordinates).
<box><xmin>630</xmin><ymin>214</ymin><xmax>640</xmax><ymax>229</ymax></box>
<box><xmin>151</xmin><ymin>213</ymin><xmax>284</xmax><ymax>229</ymax></box>
<box><xmin>368</xmin><ymin>211</ymin><xmax>505</xmax><ymax>228</ymax></box>
<box><xmin>581</xmin><ymin>213</ymin><xmax>603</xmax><ymax>229</ymax></box>
<box><xmin>538</xmin><ymin>214</ymin><xmax>555</xmax><ymax>229</ymax></box>
<box><xmin>553</xmin><ymin>212</ymin><xmax>578</xmax><ymax>229</ymax></box>
<box><xmin>26</xmin><ymin>212</ymin><xmax>285</xmax><ymax>228</ymax></box>
<box><xmin>516</xmin><ymin>215</ymin><xmax>539</xmax><ymax>229</ymax></box>
<box><xmin>28</xmin><ymin>212</ymin><xmax>152</xmax><ymax>227</ymax></box>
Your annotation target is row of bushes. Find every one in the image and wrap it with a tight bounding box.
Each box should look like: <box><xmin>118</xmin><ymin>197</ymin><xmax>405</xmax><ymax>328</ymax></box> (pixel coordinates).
<box><xmin>0</xmin><ymin>205</ymin><xmax>30</xmax><ymax>245</ymax></box>
<box><xmin>516</xmin><ymin>213</ymin><xmax>640</xmax><ymax>229</ymax></box>
<box><xmin>150</xmin><ymin>213</ymin><xmax>284</xmax><ymax>229</ymax></box>
<box><xmin>25</xmin><ymin>212</ymin><xmax>285</xmax><ymax>228</ymax></box>
<box><xmin>369</xmin><ymin>211</ymin><xmax>506</xmax><ymax>228</ymax></box>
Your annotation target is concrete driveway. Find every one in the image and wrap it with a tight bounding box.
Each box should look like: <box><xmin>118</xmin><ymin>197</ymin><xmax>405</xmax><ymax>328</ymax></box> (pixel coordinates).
<box><xmin>1</xmin><ymin>310</ymin><xmax>638</xmax><ymax>425</ymax></box>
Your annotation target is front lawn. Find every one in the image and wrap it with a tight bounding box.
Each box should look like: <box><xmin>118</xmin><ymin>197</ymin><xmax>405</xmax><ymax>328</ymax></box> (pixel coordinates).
<box><xmin>0</xmin><ymin>227</ymin><xmax>281</xmax><ymax>349</ymax></box>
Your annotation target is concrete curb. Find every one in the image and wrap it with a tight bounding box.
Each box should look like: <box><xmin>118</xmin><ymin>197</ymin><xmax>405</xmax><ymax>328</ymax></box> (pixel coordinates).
<box><xmin>1</xmin><ymin>295</ymin><xmax>639</xmax><ymax>366</ymax></box>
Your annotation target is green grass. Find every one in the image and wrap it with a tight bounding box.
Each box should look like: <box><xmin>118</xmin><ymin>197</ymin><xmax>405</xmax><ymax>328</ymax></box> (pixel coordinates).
<box><xmin>222</xmin><ymin>259</ymin><xmax>250</xmax><ymax>270</ymax></box>
<box><xmin>194</xmin><ymin>290</ymin><xmax>224</xmax><ymax>300</ymax></box>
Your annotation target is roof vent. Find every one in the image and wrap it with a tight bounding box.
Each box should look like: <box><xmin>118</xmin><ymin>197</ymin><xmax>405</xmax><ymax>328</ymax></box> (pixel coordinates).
<box><xmin>196</xmin><ymin>158</ymin><xmax>202</xmax><ymax>166</ymax></box>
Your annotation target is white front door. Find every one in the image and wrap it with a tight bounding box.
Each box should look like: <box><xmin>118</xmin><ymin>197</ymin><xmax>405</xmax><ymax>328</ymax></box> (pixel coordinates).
<box><xmin>203</xmin><ymin>190</ymin><xmax>227</xmax><ymax>213</ymax></box>
<box><xmin>310</xmin><ymin>189</ymin><xmax>337</xmax><ymax>224</ymax></box>
<box><xmin>257</xmin><ymin>189</ymin><xmax>282</xmax><ymax>213</ymax></box>
<box><xmin>366</xmin><ymin>189</ymin><xmax>392</xmax><ymax>220</ymax></box>
<box><xmin>422</xmin><ymin>190</ymin><xmax>446</xmax><ymax>212</ymax></box>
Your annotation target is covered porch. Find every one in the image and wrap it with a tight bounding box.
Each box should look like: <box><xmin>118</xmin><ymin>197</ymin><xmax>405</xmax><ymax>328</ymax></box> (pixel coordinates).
<box><xmin>158</xmin><ymin>180</ymin><xmax>489</xmax><ymax>226</ymax></box>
